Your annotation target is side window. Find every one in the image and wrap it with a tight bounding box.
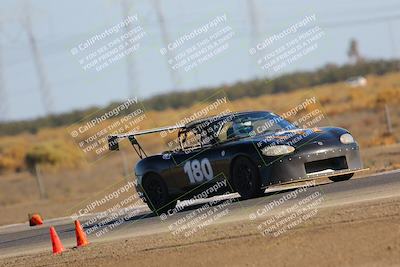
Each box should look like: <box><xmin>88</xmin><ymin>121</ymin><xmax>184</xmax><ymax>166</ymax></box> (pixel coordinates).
<box><xmin>219</xmin><ymin>117</ymin><xmax>255</xmax><ymax>140</ymax></box>
<box><xmin>181</xmin><ymin>129</ymin><xmax>202</xmax><ymax>151</ymax></box>
<box><xmin>218</xmin><ymin>121</ymin><xmax>234</xmax><ymax>142</ymax></box>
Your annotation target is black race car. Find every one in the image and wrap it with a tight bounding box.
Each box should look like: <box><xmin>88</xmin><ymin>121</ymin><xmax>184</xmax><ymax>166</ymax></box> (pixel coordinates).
<box><xmin>108</xmin><ymin>111</ymin><xmax>363</xmax><ymax>213</ymax></box>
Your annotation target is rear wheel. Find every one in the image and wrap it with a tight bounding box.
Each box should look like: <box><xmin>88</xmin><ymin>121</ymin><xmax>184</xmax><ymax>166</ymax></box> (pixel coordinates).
<box><xmin>232</xmin><ymin>157</ymin><xmax>264</xmax><ymax>199</ymax></box>
<box><xmin>329</xmin><ymin>173</ymin><xmax>354</xmax><ymax>182</ymax></box>
<box><xmin>141</xmin><ymin>173</ymin><xmax>177</xmax><ymax>214</ymax></box>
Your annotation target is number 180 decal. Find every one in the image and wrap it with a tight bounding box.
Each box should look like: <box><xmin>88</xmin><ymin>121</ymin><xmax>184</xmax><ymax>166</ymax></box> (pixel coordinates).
<box><xmin>184</xmin><ymin>158</ymin><xmax>214</xmax><ymax>184</ymax></box>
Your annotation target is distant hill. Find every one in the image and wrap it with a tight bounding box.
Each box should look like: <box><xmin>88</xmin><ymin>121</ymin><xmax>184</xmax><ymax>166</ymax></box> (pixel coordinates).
<box><xmin>0</xmin><ymin>59</ymin><xmax>399</xmax><ymax>136</ymax></box>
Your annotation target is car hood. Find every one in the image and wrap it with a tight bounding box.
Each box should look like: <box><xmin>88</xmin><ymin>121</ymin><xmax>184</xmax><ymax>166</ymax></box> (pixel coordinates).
<box><xmin>242</xmin><ymin>126</ymin><xmax>349</xmax><ymax>149</ymax></box>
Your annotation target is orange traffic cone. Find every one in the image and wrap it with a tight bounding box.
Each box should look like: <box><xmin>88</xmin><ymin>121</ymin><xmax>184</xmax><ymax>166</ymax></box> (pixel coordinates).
<box><xmin>29</xmin><ymin>213</ymin><xmax>43</xmax><ymax>226</ymax></box>
<box><xmin>74</xmin><ymin>220</ymin><xmax>89</xmax><ymax>247</ymax></box>
<box><xmin>50</xmin><ymin>226</ymin><xmax>65</xmax><ymax>254</ymax></box>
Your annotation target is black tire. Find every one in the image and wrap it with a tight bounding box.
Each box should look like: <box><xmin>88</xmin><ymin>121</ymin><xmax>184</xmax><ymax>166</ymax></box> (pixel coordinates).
<box><xmin>141</xmin><ymin>173</ymin><xmax>177</xmax><ymax>214</ymax></box>
<box><xmin>329</xmin><ymin>173</ymin><xmax>354</xmax><ymax>182</ymax></box>
<box><xmin>231</xmin><ymin>157</ymin><xmax>264</xmax><ymax>199</ymax></box>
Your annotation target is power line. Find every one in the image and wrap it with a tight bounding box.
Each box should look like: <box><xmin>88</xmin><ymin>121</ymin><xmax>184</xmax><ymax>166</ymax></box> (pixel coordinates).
<box><xmin>4</xmin><ymin>11</ymin><xmax>400</xmax><ymax>69</ymax></box>
<box><xmin>320</xmin><ymin>13</ymin><xmax>400</xmax><ymax>28</ymax></box>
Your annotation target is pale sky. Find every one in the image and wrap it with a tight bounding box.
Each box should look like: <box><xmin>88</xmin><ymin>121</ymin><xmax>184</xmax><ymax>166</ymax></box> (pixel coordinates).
<box><xmin>0</xmin><ymin>0</ymin><xmax>399</xmax><ymax>121</ymax></box>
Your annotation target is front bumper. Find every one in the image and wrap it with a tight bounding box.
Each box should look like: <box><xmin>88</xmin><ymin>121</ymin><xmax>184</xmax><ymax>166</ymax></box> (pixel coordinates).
<box><xmin>258</xmin><ymin>142</ymin><xmax>363</xmax><ymax>187</ymax></box>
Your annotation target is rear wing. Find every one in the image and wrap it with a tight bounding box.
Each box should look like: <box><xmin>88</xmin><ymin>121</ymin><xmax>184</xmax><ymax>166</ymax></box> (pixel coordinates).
<box><xmin>108</xmin><ymin>125</ymin><xmax>184</xmax><ymax>159</ymax></box>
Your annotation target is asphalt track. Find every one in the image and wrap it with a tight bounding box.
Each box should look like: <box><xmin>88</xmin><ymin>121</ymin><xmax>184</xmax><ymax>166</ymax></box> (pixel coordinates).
<box><xmin>1</xmin><ymin>169</ymin><xmax>400</xmax><ymax>259</ymax></box>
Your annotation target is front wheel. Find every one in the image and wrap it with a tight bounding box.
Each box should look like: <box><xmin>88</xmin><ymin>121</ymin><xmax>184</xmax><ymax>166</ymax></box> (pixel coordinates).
<box><xmin>231</xmin><ymin>157</ymin><xmax>264</xmax><ymax>199</ymax></box>
<box><xmin>141</xmin><ymin>173</ymin><xmax>177</xmax><ymax>214</ymax></box>
<box><xmin>329</xmin><ymin>173</ymin><xmax>354</xmax><ymax>182</ymax></box>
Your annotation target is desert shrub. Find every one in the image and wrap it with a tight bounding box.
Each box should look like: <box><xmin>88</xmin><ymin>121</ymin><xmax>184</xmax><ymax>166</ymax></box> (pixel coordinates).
<box><xmin>25</xmin><ymin>141</ymin><xmax>83</xmax><ymax>172</ymax></box>
<box><xmin>0</xmin><ymin>139</ymin><xmax>29</xmax><ymax>173</ymax></box>
<box><xmin>367</xmin><ymin>132</ymin><xmax>398</xmax><ymax>146</ymax></box>
<box><xmin>376</xmin><ymin>88</ymin><xmax>400</xmax><ymax>105</ymax></box>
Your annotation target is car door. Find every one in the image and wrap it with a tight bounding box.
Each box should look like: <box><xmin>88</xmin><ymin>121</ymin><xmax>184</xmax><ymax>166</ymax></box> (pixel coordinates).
<box><xmin>168</xmin><ymin>128</ymin><xmax>226</xmax><ymax>192</ymax></box>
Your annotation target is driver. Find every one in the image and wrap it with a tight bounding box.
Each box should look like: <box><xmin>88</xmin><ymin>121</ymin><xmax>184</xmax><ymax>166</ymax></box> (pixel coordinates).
<box><xmin>231</xmin><ymin>120</ymin><xmax>254</xmax><ymax>138</ymax></box>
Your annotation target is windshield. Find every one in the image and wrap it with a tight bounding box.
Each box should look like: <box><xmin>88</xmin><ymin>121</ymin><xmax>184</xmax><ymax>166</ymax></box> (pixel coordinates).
<box><xmin>218</xmin><ymin>112</ymin><xmax>296</xmax><ymax>141</ymax></box>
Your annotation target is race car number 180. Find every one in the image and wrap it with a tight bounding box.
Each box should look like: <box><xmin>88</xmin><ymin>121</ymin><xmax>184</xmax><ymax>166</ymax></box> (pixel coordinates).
<box><xmin>184</xmin><ymin>158</ymin><xmax>214</xmax><ymax>184</ymax></box>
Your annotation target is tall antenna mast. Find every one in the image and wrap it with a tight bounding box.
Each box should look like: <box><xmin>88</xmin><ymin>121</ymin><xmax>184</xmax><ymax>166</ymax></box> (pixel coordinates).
<box><xmin>121</xmin><ymin>0</ymin><xmax>139</xmax><ymax>98</ymax></box>
<box><xmin>247</xmin><ymin>0</ymin><xmax>261</xmax><ymax>78</ymax></box>
<box><xmin>247</xmin><ymin>0</ymin><xmax>260</xmax><ymax>43</ymax></box>
<box><xmin>24</xmin><ymin>1</ymin><xmax>54</xmax><ymax>114</ymax></box>
<box><xmin>153</xmin><ymin>0</ymin><xmax>180</xmax><ymax>89</ymax></box>
<box><xmin>0</xmin><ymin>21</ymin><xmax>8</xmax><ymax>121</ymax></box>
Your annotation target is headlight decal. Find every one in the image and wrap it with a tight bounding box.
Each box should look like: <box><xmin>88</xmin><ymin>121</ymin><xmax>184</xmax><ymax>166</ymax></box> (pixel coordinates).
<box><xmin>262</xmin><ymin>145</ymin><xmax>295</xmax><ymax>156</ymax></box>
<box><xmin>340</xmin><ymin>133</ymin><xmax>355</xmax><ymax>144</ymax></box>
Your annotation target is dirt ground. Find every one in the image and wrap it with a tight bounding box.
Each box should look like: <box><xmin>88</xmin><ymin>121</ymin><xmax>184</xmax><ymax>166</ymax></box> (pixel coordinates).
<box><xmin>1</xmin><ymin>195</ymin><xmax>399</xmax><ymax>267</ymax></box>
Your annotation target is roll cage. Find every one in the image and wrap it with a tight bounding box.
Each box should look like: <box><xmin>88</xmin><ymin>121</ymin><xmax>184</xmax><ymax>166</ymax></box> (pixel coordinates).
<box><xmin>108</xmin><ymin>114</ymin><xmax>233</xmax><ymax>159</ymax></box>
<box><xmin>108</xmin><ymin>111</ymin><xmax>289</xmax><ymax>158</ymax></box>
